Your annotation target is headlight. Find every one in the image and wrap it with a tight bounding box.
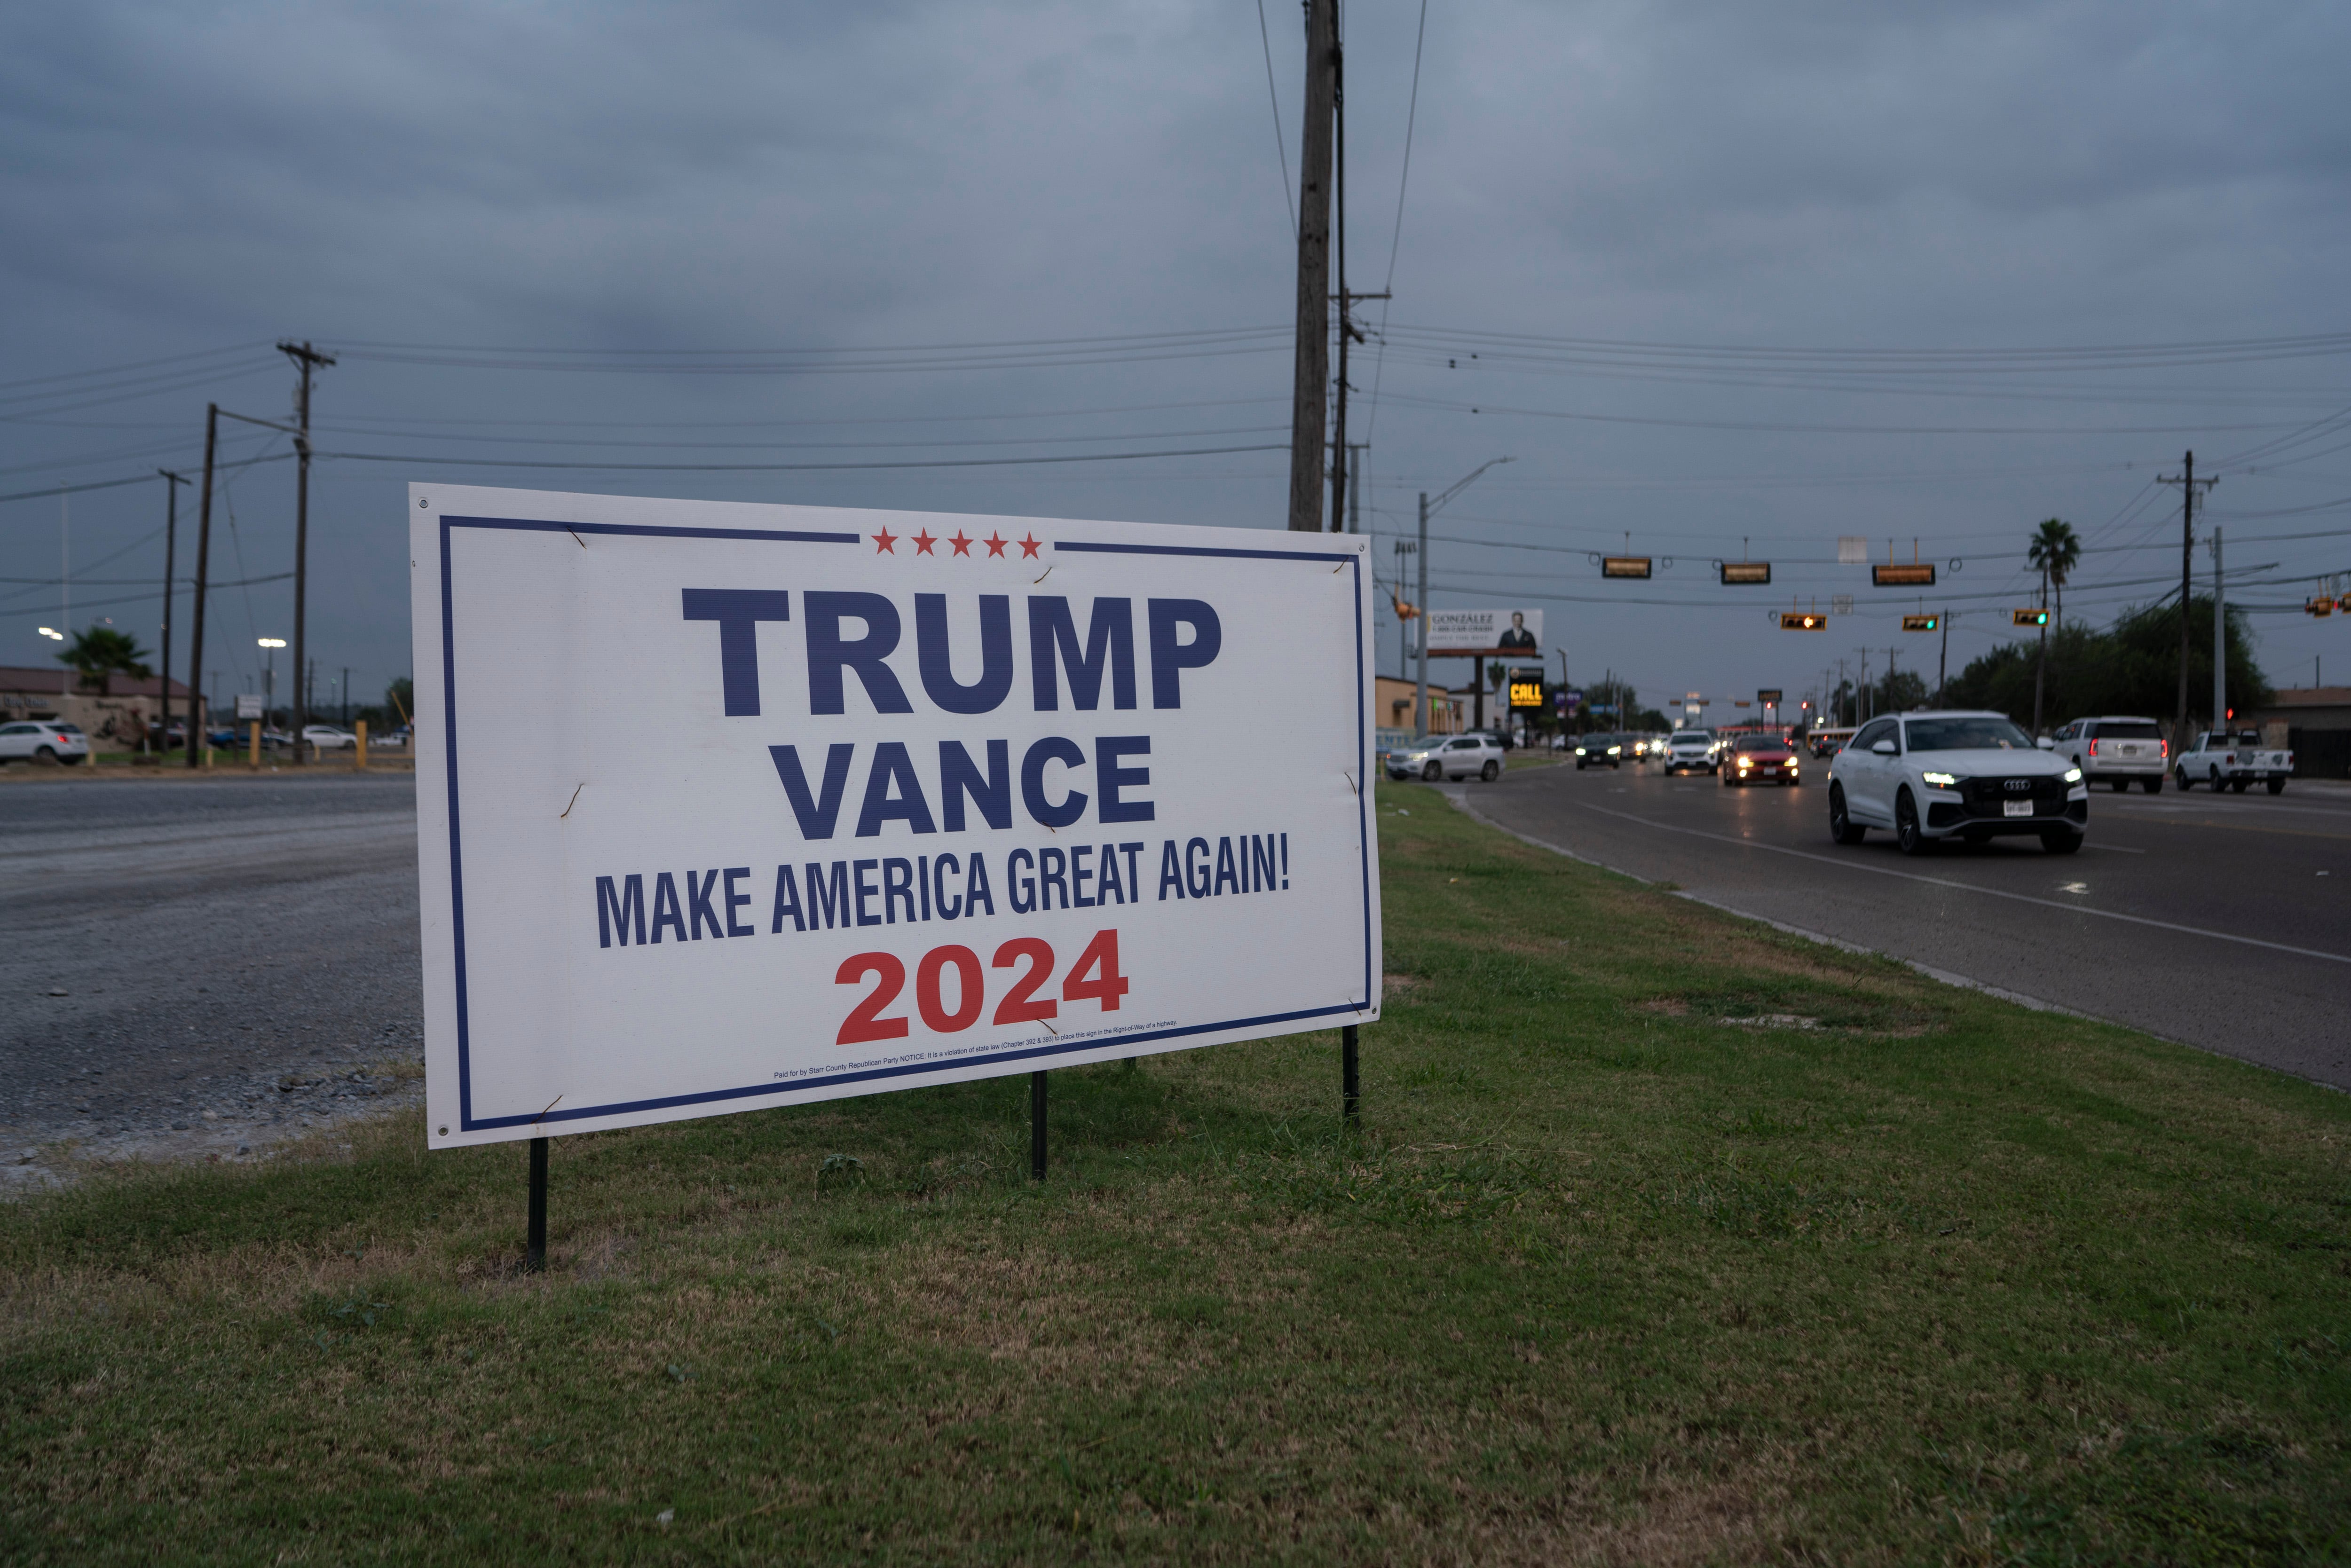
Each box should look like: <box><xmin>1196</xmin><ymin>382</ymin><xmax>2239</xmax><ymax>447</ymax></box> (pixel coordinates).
<box><xmin>1921</xmin><ymin>771</ymin><xmax>1958</xmax><ymax>788</ymax></box>
<box><xmin>1607</xmin><ymin>745</ymin><xmax>1621</xmax><ymax>755</ymax></box>
<box><xmin>2063</xmin><ymin>766</ymin><xmax>2083</xmax><ymax>784</ymax></box>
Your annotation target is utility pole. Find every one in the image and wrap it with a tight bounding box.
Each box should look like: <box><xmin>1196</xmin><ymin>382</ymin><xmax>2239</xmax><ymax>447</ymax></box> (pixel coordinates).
<box><xmin>280</xmin><ymin>340</ymin><xmax>336</xmax><ymax>761</ymax></box>
<box><xmin>1936</xmin><ymin>613</ymin><xmax>1950</xmax><ymax>707</ymax></box>
<box><xmin>1414</xmin><ymin>492</ymin><xmax>1430</xmax><ymax>734</ymax></box>
<box><xmin>342</xmin><ymin>665</ymin><xmax>351</xmax><ymax>726</ymax></box>
<box><xmin>2160</xmin><ymin>451</ymin><xmax>2216</xmax><ymax>752</ymax></box>
<box><xmin>1286</xmin><ymin>0</ymin><xmax>1336</xmax><ymax>534</ymax></box>
<box><xmin>2032</xmin><ymin>563</ymin><xmax>2050</xmax><ymax>735</ymax></box>
<box><xmin>185</xmin><ymin>407</ymin><xmax>218</xmax><ymax>768</ymax></box>
<box><xmin>2211</xmin><ymin>527</ymin><xmax>2226</xmax><ymax>735</ymax></box>
<box><xmin>1346</xmin><ymin>441</ymin><xmax>1366</xmax><ymax>532</ymax></box>
<box><xmin>155</xmin><ymin>470</ymin><xmax>191</xmax><ymax>754</ymax></box>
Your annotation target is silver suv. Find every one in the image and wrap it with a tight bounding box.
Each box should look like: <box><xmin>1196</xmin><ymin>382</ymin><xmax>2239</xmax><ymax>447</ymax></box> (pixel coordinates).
<box><xmin>2051</xmin><ymin>715</ymin><xmax>2165</xmax><ymax>793</ymax></box>
<box><xmin>1389</xmin><ymin>732</ymin><xmax>1507</xmax><ymax>783</ymax></box>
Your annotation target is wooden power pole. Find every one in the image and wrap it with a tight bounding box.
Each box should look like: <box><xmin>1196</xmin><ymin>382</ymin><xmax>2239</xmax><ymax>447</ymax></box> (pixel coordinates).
<box><xmin>279</xmin><ymin>339</ymin><xmax>335</xmax><ymax>762</ymax></box>
<box><xmin>1287</xmin><ymin>0</ymin><xmax>1337</xmax><ymax>534</ymax></box>
<box><xmin>2160</xmin><ymin>451</ymin><xmax>2217</xmax><ymax>751</ymax></box>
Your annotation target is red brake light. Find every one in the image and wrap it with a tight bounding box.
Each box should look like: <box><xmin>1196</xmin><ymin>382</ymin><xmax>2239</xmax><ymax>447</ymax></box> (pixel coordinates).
<box><xmin>2087</xmin><ymin>740</ymin><xmax>2098</xmax><ymax>756</ymax></box>
<box><xmin>2160</xmin><ymin>740</ymin><xmax>2168</xmax><ymax>758</ymax></box>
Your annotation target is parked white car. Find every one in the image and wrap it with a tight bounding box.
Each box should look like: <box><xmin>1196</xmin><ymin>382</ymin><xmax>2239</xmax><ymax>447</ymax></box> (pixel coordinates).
<box><xmin>2174</xmin><ymin>730</ymin><xmax>2293</xmax><ymax>795</ymax></box>
<box><xmin>1828</xmin><ymin>710</ymin><xmax>2087</xmax><ymax>855</ymax></box>
<box><xmin>301</xmin><ymin>725</ymin><xmax>358</xmax><ymax>752</ymax></box>
<box><xmin>2051</xmin><ymin>715</ymin><xmax>2166</xmax><ymax>793</ymax></box>
<box><xmin>1389</xmin><ymin>732</ymin><xmax>1507</xmax><ymax>782</ymax></box>
<box><xmin>0</xmin><ymin>720</ymin><xmax>90</xmax><ymax>764</ymax></box>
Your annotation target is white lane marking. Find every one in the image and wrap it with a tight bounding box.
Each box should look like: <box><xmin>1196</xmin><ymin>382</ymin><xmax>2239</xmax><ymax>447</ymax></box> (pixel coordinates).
<box><xmin>2086</xmin><ymin>842</ymin><xmax>2146</xmax><ymax>853</ymax></box>
<box><xmin>1568</xmin><ymin>799</ymin><xmax>2351</xmax><ymax>967</ymax></box>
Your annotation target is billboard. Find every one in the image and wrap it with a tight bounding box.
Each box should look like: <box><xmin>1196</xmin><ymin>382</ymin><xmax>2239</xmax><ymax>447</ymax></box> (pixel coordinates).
<box><xmin>1424</xmin><ymin>607</ymin><xmax>1543</xmax><ymax>656</ymax></box>
<box><xmin>411</xmin><ymin>486</ymin><xmax>1380</xmax><ymax>1148</ymax></box>
<box><xmin>1507</xmin><ymin>668</ymin><xmax>1546</xmax><ymax>711</ymax></box>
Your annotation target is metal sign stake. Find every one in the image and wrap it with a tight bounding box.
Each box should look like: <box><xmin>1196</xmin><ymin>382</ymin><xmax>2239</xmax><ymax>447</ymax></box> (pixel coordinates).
<box><xmin>1029</xmin><ymin>1071</ymin><xmax>1048</xmax><ymax>1181</ymax></box>
<box><xmin>1342</xmin><ymin>1024</ymin><xmax>1360</xmax><ymax>1127</ymax></box>
<box><xmin>526</xmin><ymin>1136</ymin><xmax>548</xmax><ymax>1272</ymax></box>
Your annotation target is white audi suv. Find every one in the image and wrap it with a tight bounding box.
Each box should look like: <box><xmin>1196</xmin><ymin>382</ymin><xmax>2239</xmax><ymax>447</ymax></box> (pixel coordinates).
<box><xmin>1827</xmin><ymin>710</ymin><xmax>2087</xmax><ymax>855</ymax></box>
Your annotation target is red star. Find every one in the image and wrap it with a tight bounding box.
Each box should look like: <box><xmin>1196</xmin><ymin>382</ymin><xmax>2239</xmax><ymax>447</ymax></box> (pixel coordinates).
<box><xmin>984</xmin><ymin>531</ymin><xmax>1008</xmax><ymax>558</ymax></box>
<box><xmin>873</xmin><ymin>528</ymin><xmax>897</xmax><ymax>553</ymax></box>
<box><xmin>1018</xmin><ymin>533</ymin><xmax>1042</xmax><ymax>559</ymax></box>
<box><xmin>913</xmin><ymin>529</ymin><xmax>937</xmax><ymax>555</ymax></box>
<box><xmin>949</xmin><ymin>531</ymin><xmax>972</xmax><ymax>556</ymax></box>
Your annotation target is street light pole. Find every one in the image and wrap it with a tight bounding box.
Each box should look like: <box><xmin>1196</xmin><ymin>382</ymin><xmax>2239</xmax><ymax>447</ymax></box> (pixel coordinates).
<box><xmin>1411</xmin><ymin>457</ymin><xmax>1514</xmax><ymax>739</ymax></box>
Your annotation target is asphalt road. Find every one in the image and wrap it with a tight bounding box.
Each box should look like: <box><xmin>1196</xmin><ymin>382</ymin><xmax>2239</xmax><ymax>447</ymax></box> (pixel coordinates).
<box><xmin>1444</xmin><ymin>757</ymin><xmax>2351</xmax><ymax>1089</ymax></box>
<box><xmin>0</xmin><ymin>772</ymin><xmax>422</xmax><ymax>1174</ymax></box>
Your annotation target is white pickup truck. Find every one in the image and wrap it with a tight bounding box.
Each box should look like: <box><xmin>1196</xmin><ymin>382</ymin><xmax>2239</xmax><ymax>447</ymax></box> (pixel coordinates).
<box><xmin>2174</xmin><ymin>730</ymin><xmax>2293</xmax><ymax>795</ymax></box>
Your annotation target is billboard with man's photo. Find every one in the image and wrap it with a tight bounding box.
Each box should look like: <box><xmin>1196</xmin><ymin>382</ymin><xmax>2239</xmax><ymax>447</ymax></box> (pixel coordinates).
<box><xmin>1424</xmin><ymin>608</ymin><xmax>1544</xmax><ymax>657</ymax></box>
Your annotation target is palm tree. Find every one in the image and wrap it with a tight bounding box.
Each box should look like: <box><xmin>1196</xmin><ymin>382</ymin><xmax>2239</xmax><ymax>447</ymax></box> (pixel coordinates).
<box><xmin>2025</xmin><ymin>520</ymin><xmax>2080</xmax><ymax>734</ymax></box>
<box><xmin>56</xmin><ymin>625</ymin><xmax>151</xmax><ymax>697</ymax></box>
<box><xmin>2027</xmin><ymin>518</ymin><xmax>2082</xmax><ymax>625</ymax></box>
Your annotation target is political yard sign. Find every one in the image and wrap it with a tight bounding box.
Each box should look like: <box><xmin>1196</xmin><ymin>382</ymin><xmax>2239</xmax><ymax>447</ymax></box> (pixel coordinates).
<box><xmin>412</xmin><ymin>486</ymin><xmax>1381</xmax><ymax>1148</ymax></box>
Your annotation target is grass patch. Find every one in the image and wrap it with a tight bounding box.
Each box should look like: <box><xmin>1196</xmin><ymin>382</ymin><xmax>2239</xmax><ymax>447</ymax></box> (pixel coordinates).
<box><xmin>4</xmin><ymin>785</ymin><xmax>2348</xmax><ymax>1563</ymax></box>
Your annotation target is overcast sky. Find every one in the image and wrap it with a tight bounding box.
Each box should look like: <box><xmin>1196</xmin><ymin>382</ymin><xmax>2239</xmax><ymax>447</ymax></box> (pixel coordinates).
<box><xmin>6</xmin><ymin>0</ymin><xmax>2349</xmax><ymax>720</ymax></box>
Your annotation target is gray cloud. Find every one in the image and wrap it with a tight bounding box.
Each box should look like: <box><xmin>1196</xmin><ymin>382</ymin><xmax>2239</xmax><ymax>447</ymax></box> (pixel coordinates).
<box><xmin>4</xmin><ymin>0</ymin><xmax>2347</xmax><ymax>712</ymax></box>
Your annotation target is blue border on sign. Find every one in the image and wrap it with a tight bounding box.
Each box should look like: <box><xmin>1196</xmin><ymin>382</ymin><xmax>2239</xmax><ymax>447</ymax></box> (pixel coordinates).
<box><xmin>440</xmin><ymin>516</ymin><xmax>1373</xmax><ymax>1132</ymax></box>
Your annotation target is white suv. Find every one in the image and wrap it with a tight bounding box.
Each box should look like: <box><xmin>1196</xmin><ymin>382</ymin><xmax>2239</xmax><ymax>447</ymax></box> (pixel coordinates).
<box><xmin>1660</xmin><ymin>730</ymin><xmax>1716</xmax><ymax>774</ymax></box>
<box><xmin>2051</xmin><ymin>716</ymin><xmax>2165</xmax><ymax>793</ymax></box>
<box><xmin>1389</xmin><ymin>732</ymin><xmax>1506</xmax><ymax>783</ymax></box>
<box><xmin>1828</xmin><ymin>710</ymin><xmax>2087</xmax><ymax>855</ymax></box>
<box><xmin>0</xmin><ymin>720</ymin><xmax>90</xmax><ymax>764</ymax></box>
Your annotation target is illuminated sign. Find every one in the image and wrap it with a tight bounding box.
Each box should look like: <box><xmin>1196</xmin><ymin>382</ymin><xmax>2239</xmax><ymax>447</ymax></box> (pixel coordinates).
<box><xmin>1602</xmin><ymin>557</ymin><xmax>1653</xmax><ymax>579</ymax></box>
<box><xmin>1872</xmin><ymin>563</ymin><xmax>1937</xmax><ymax>588</ymax></box>
<box><xmin>1719</xmin><ymin>561</ymin><xmax>1771</xmax><ymax>585</ymax></box>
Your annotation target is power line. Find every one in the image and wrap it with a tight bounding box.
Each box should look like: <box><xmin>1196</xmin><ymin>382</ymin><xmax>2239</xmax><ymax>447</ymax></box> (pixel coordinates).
<box><xmin>1254</xmin><ymin>0</ymin><xmax>1295</xmax><ymax>239</ymax></box>
<box><xmin>311</xmin><ymin>441</ymin><xmax>1291</xmax><ymax>474</ymax></box>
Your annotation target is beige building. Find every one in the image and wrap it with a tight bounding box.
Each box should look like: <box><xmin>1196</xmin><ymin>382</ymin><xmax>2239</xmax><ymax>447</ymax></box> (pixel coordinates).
<box><xmin>1374</xmin><ymin>675</ymin><xmax>1467</xmax><ymax>735</ymax></box>
<box><xmin>0</xmin><ymin>665</ymin><xmax>192</xmax><ymax>748</ymax></box>
<box><xmin>2250</xmin><ymin>686</ymin><xmax>2351</xmax><ymax>779</ymax></box>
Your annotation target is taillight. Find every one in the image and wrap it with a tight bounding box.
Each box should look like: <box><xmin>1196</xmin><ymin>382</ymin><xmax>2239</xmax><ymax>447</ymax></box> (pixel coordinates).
<box><xmin>2087</xmin><ymin>740</ymin><xmax>2099</xmax><ymax>756</ymax></box>
<box><xmin>2160</xmin><ymin>740</ymin><xmax>2169</xmax><ymax>758</ymax></box>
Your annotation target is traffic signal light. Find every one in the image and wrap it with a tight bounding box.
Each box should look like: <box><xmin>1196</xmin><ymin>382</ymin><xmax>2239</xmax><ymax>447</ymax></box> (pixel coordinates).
<box><xmin>1901</xmin><ymin>614</ymin><xmax>1939</xmax><ymax>631</ymax></box>
<box><xmin>2308</xmin><ymin>597</ymin><xmax>2336</xmax><ymax>618</ymax></box>
<box><xmin>1780</xmin><ymin>612</ymin><xmax>1826</xmax><ymax>630</ymax></box>
<box><xmin>2014</xmin><ymin>607</ymin><xmax>2049</xmax><ymax>627</ymax></box>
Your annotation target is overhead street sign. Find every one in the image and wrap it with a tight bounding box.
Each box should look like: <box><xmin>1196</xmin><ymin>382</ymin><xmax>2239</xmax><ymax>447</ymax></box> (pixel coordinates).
<box><xmin>1602</xmin><ymin>557</ymin><xmax>1653</xmax><ymax>579</ymax></box>
<box><xmin>1902</xmin><ymin>614</ymin><xmax>1940</xmax><ymax>631</ymax></box>
<box><xmin>2014</xmin><ymin>607</ymin><xmax>2050</xmax><ymax>626</ymax></box>
<box><xmin>1781</xmin><ymin>612</ymin><xmax>1827</xmax><ymax>630</ymax></box>
<box><xmin>411</xmin><ymin>485</ymin><xmax>1381</xmax><ymax>1149</ymax></box>
<box><xmin>1873</xmin><ymin>563</ymin><xmax>1937</xmax><ymax>588</ymax></box>
<box><xmin>1757</xmin><ymin>689</ymin><xmax>1782</xmax><ymax>704</ymax></box>
<box><xmin>1719</xmin><ymin>561</ymin><xmax>1771</xmax><ymax>585</ymax></box>
<box><xmin>1831</xmin><ymin>595</ymin><xmax>1854</xmax><ymax>615</ymax></box>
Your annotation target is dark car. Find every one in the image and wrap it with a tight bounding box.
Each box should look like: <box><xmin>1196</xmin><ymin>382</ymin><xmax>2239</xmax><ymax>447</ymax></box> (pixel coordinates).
<box><xmin>1723</xmin><ymin>737</ymin><xmax>1800</xmax><ymax>787</ymax></box>
<box><xmin>1572</xmin><ymin>733</ymin><xmax>1625</xmax><ymax>770</ymax></box>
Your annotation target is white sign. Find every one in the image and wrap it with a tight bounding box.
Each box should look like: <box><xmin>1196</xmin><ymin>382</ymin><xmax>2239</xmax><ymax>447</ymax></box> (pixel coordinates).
<box><xmin>235</xmin><ymin>694</ymin><xmax>264</xmax><ymax>719</ymax></box>
<box><xmin>1424</xmin><ymin>607</ymin><xmax>1544</xmax><ymax>656</ymax></box>
<box><xmin>1837</xmin><ymin>537</ymin><xmax>1868</xmax><ymax>565</ymax></box>
<box><xmin>411</xmin><ymin>486</ymin><xmax>1381</xmax><ymax>1148</ymax></box>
